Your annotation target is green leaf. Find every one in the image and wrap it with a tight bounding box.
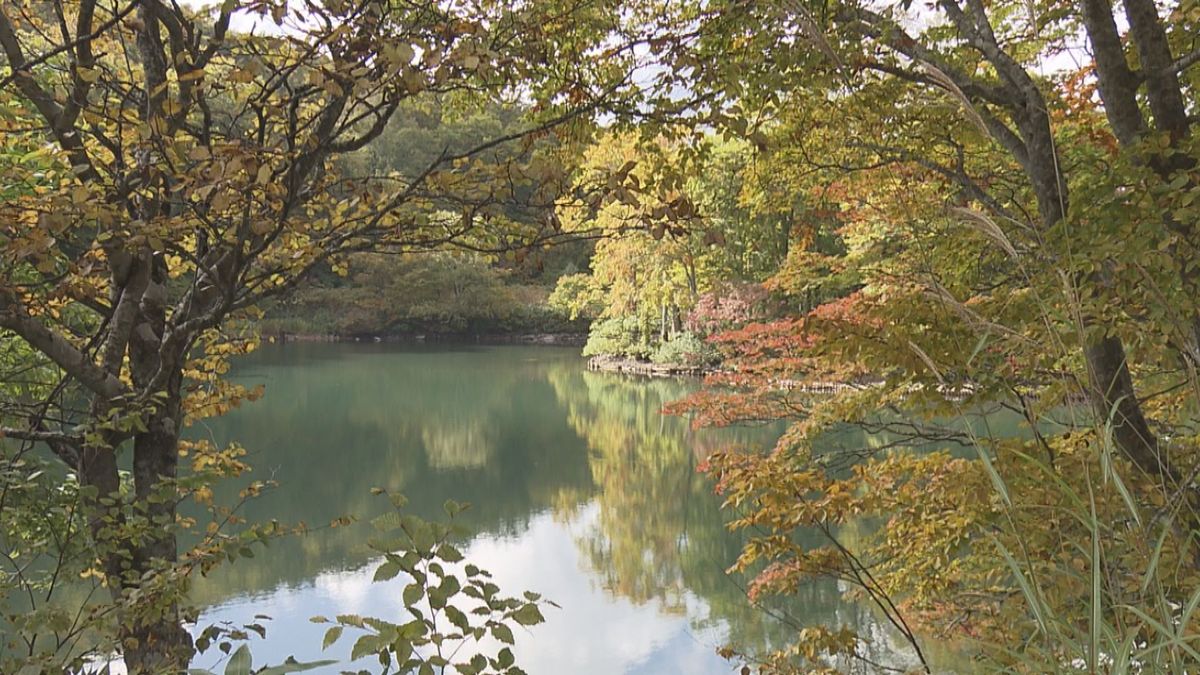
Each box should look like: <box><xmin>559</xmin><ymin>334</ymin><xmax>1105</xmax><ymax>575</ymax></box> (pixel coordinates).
<box><xmin>439</xmin><ymin>575</ymin><xmax>461</xmax><ymax>598</ymax></box>
<box><xmin>371</xmin><ymin>511</ymin><xmax>403</xmax><ymax>532</ymax></box>
<box><xmin>322</xmin><ymin>626</ymin><xmax>343</xmax><ymax>650</ymax></box>
<box><xmin>492</xmin><ymin>623</ymin><xmax>515</xmax><ymax>644</ymax></box>
<box><xmin>223</xmin><ymin>644</ymin><xmax>252</xmax><ymax>675</ymax></box>
<box><xmin>257</xmin><ymin>659</ymin><xmax>339</xmax><ymax>674</ymax></box>
<box><xmin>511</xmin><ymin>604</ymin><xmax>544</xmax><ymax>626</ymax></box>
<box><xmin>403</xmin><ymin>582</ymin><xmax>424</xmax><ymax>607</ymax></box>
<box><xmin>437</xmin><ymin>544</ymin><xmax>464</xmax><ymax>563</ymax></box>
<box><xmin>445</xmin><ymin>605</ymin><xmax>470</xmax><ymax>633</ymax></box>
<box><xmin>374</xmin><ymin>561</ymin><xmax>402</xmax><ymax>582</ymax></box>
<box><xmin>393</xmin><ymin>640</ymin><xmax>413</xmax><ymax>666</ymax></box>
<box><xmin>336</xmin><ymin>614</ymin><xmax>365</xmax><ymax>628</ymax></box>
<box><xmin>399</xmin><ymin>619</ymin><xmax>426</xmax><ymax>640</ymax></box>
<box><xmin>350</xmin><ymin>635</ymin><xmax>380</xmax><ymax>661</ymax></box>
<box><xmin>428</xmin><ymin>586</ymin><xmax>447</xmax><ymax>609</ymax></box>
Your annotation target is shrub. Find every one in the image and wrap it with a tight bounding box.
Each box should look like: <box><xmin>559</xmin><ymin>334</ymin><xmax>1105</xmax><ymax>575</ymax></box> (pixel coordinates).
<box><xmin>582</xmin><ymin>316</ymin><xmax>651</xmax><ymax>359</ymax></box>
<box><xmin>548</xmin><ymin>273</ymin><xmax>606</xmax><ymax>320</ymax></box>
<box><xmin>650</xmin><ymin>332</ymin><xmax>720</xmax><ymax>367</ymax></box>
<box><xmin>685</xmin><ymin>282</ymin><xmax>769</xmax><ymax>336</ymax></box>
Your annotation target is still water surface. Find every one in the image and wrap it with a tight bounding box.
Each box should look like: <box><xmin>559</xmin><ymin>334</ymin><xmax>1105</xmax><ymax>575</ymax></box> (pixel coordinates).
<box><xmin>187</xmin><ymin>343</ymin><xmax>928</xmax><ymax>673</ymax></box>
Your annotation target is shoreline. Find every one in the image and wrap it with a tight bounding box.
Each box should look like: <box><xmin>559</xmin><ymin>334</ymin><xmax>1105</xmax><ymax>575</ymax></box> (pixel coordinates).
<box><xmin>265</xmin><ymin>333</ymin><xmax>715</xmax><ymax>376</ymax></box>
<box><xmin>267</xmin><ymin>331</ymin><xmax>587</xmax><ymax>346</ymax></box>
<box><xmin>584</xmin><ymin>354</ymin><xmax>711</xmax><ymax>377</ymax></box>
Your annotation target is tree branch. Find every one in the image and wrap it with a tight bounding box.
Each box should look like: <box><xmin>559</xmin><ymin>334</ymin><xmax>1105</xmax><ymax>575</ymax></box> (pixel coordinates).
<box><xmin>0</xmin><ymin>3</ymin><xmax>102</xmax><ymax>182</ymax></box>
<box><xmin>1123</xmin><ymin>0</ymin><xmax>1191</xmax><ymax>138</ymax></box>
<box><xmin>0</xmin><ymin>1</ymin><xmax>137</xmax><ymax>90</ymax></box>
<box><xmin>0</xmin><ymin>426</ymin><xmax>80</xmax><ymax>445</ymax></box>
<box><xmin>1169</xmin><ymin>47</ymin><xmax>1200</xmax><ymax>76</ymax></box>
<box><xmin>1079</xmin><ymin>0</ymin><xmax>1145</xmax><ymax>146</ymax></box>
<box><xmin>0</xmin><ymin>292</ymin><xmax>127</xmax><ymax>400</ymax></box>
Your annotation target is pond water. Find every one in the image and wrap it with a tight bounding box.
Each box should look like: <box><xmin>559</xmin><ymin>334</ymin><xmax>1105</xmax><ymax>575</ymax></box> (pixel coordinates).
<box><xmin>186</xmin><ymin>343</ymin><xmax>934</xmax><ymax>673</ymax></box>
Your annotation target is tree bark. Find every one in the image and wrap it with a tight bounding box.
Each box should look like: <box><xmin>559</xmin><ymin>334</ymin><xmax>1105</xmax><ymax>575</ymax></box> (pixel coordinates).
<box><xmin>122</xmin><ymin>256</ymin><xmax>195</xmax><ymax>672</ymax></box>
<box><xmin>921</xmin><ymin>1</ymin><xmax>1173</xmax><ymax>495</ymax></box>
<box><xmin>1085</xmin><ymin>335</ymin><xmax>1176</xmax><ymax>480</ymax></box>
<box><xmin>124</xmin><ymin>411</ymin><xmax>193</xmax><ymax>674</ymax></box>
<box><xmin>1080</xmin><ymin>0</ymin><xmax>1200</xmax><ymax>450</ymax></box>
<box><xmin>77</xmin><ymin>443</ymin><xmax>124</xmax><ymax>584</ymax></box>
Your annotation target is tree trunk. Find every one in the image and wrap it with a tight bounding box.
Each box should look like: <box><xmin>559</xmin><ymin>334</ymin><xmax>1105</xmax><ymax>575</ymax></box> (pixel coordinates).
<box><xmin>1085</xmin><ymin>335</ymin><xmax>1176</xmax><ymax>479</ymax></box>
<box><xmin>121</xmin><ymin>263</ymin><xmax>194</xmax><ymax>672</ymax></box>
<box><xmin>77</xmin><ymin>444</ymin><xmax>124</xmax><ymax>583</ymax></box>
<box><xmin>122</xmin><ymin>405</ymin><xmax>192</xmax><ymax>674</ymax></box>
<box><xmin>1079</xmin><ymin>0</ymin><xmax>1200</xmax><ymax>489</ymax></box>
<box><xmin>930</xmin><ymin>0</ymin><xmax>1171</xmax><ymax>492</ymax></box>
<box><xmin>76</xmin><ymin>424</ymin><xmax>192</xmax><ymax>672</ymax></box>
<box><xmin>121</xmin><ymin>611</ymin><xmax>193</xmax><ymax>675</ymax></box>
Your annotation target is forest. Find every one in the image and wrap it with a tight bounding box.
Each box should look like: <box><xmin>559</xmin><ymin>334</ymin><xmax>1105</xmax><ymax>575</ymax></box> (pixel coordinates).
<box><xmin>2</xmin><ymin>0</ymin><xmax>1200</xmax><ymax>673</ymax></box>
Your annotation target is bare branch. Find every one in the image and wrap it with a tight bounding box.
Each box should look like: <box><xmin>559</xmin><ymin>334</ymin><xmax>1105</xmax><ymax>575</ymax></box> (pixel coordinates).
<box><xmin>1169</xmin><ymin>47</ymin><xmax>1200</xmax><ymax>76</ymax></box>
<box><xmin>0</xmin><ymin>426</ymin><xmax>80</xmax><ymax>445</ymax></box>
<box><xmin>0</xmin><ymin>292</ymin><xmax>127</xmax><ymax>400</ymax></box>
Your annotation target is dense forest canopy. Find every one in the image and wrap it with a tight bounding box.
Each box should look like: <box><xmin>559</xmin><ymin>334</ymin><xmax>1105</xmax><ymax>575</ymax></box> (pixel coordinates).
<box><xmin>2</xmin><ymin>0</ymin><xmax>1200</xmax><ymax>672</ymax></box>
<box><xmin>258</xmin><ymin>101</ymin><xmax>594</xmax><ymax>337</ymax></box>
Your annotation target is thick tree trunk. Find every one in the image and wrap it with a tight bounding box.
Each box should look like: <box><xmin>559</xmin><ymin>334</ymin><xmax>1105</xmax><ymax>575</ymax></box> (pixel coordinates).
<box><xmin>121</xmin><ymin>611</ymin><xmax>193</xmax><ymax>675</ymax></box>
<box><xmin>940</xmin><ymin>0</ymin><xmax>1175</xmax><ymax>496</ymax></box>
<box><xmin>122</xmin><ymin>407</ymin><xmax>193</xmax><ymax>674</ymax></box>
<box><xmin>1079</xmin><ymin>0</ymin><xmax>1200</xmax><ymax>490</ymax></box>
<box><xmin>1085</xmin><ymin>335</ymin><xmax>1176</xmax><ymax>479</ymax></box>
<box><xmin>76</xmin><ymin>415</ymin><xmax>192</xmax><ymax>672</ymax></box>
<box><xmin>77</xmin><ymin>432</ymin><xmax>191</xmax><ymax>672</ymax></box>
<box><xmin>77</xmin><ymin>444</ymin><xmax>125</xmax><ymax>583</ymax></box>
<box><xmin>121</xmin><ymin>260</ymin><xmax>194</xmax><ymax>673</ymax></box>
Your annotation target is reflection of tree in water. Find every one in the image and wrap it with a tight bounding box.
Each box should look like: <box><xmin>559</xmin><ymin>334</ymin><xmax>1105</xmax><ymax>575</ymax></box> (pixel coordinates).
<box><xmin>551</xmin><ymin>369</ymin><xmax>694</xmax><ymax>609</ymax></box>
<box><xmin>422</xmin><ymin>417</ymin><xmax>492</xmax><ymax>469</ymax></box>
<box><xmin>545</xmin><ymin>366</ymin><xmax>802</xmax><ymax>655</ymax></box>
<box><xmin>188</xmin><ymin>345</ymin><xmax>594</xmax><ymax>606</ymax></box>
<box><xmin>185</xmin><ymin>345</ymin><xmax>951</xmax><ymax>670</ymax></box>
<box><xmin>544</xmin><ymin>366</ymin><xmax>953</xmax><ymax>670</ymax></box>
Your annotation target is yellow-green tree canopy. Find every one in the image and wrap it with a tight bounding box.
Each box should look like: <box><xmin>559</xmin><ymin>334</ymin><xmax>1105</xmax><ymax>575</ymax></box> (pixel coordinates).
<box><xmin>0</xmin><ymin>0</ymin><xmax>632</xmax><ymax>670</ymax></box>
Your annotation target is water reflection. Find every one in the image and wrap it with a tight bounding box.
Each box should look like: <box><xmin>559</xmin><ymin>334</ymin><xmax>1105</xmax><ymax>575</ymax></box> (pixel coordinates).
<box><xmin>188</xmin><ymin>344</ymin><xmax>931</xmax><ymax>673</ymax></box>
<box><xmin>545</xmin><ymin>368</ymin><xmax>790</xmax><ymax>650</ymax></box>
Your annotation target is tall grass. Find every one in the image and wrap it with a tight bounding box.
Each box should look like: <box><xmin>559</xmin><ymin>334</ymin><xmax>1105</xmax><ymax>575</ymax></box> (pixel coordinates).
<box><xmin>974</xmin><ymin>418</ymin><xmax>1200</xmax><ymax>673</ymax></box>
